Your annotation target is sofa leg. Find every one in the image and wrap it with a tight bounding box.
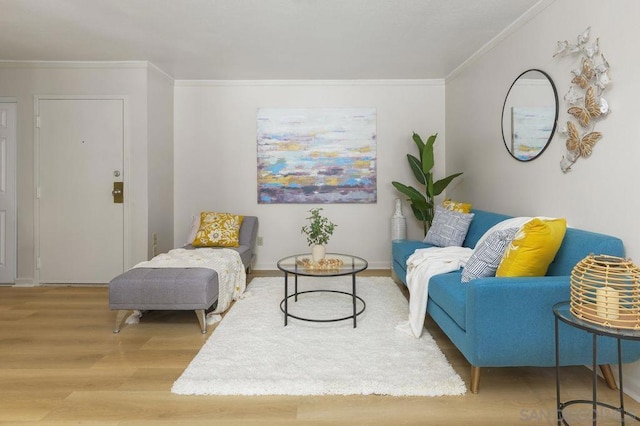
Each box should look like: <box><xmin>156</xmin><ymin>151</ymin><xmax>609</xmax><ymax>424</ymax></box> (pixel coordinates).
<box><xmin>470</xmin><ymin>365</ymin><xmax>481</xmax><ymax>394</ymax></box>
<box><xmin>195</xmin><ymin>309</ymin><xmax>207</xmax><ymax>334</ymax></box>
<box><xmin>113</xmin><ymin>309</ymin><xmax>131</xmax><ymax>333</ymax></box>
<box><xmin>599</xmin><ymin>364</ymin><xmax>618</xmax><ymax>390</ymax></box>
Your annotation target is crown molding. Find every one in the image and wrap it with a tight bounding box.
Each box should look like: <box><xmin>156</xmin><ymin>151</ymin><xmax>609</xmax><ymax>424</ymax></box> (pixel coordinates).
<box><xmin>175</xmin><ymin>79</ymin><xmax>444</xmax><ymax>87</ymax></box>
<box><xmin>147</xmin><ymin>62</ymin><xmax>175</xmax><ymax>83</ymax></box>
<box><xmin>445</xmin><ymin>0</ymin><xmax>557</xmax><ymax>81</ymax></box>
<box><xmin>0</xmin><ymin>60</ymin><xmax>175</xmax><ymax>83</ymax></box>
<box><xmin>0</xmin><ymin>60</ymin><xmax>151</xmax><ymax>69</ymax></box>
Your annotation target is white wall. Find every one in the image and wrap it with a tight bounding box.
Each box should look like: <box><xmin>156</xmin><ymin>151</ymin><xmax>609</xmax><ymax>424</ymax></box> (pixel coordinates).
<box><xmin>173</xmin><ymin>80</ymin><xmax>446</xmax><ymax>270</ymax></box>
<box><xmin>445</xmin><ymin>0</ymin><xmax>640</xmax><ymax>398</ymax></box>
<box><xmin>0</xmin><ymin>62</ymin><xmax>152</xmax><ymax>284</ymax></box>
<box><xmin>147</xmin><ymin>65</ymin><xmax>175</xmax><ymax>257</ymax></box>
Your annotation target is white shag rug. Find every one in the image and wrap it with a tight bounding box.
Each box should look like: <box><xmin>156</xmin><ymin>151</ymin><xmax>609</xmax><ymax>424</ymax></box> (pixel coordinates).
<box><xmin>171</xmin><ymin>276</ymin><xmax>466</xmax><ymax>396</ymax></box>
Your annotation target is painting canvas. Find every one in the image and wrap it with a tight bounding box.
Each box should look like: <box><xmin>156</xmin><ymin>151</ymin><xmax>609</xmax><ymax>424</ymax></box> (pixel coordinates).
<box><xmin>257</xmin><ymin>108</ymin><xmax>377</xmax><ymax>204</ymax></box>
<box><xmin>511</xmin><ymin>106</ymin><xmax>555</xmax><ymax>161</ymax></box>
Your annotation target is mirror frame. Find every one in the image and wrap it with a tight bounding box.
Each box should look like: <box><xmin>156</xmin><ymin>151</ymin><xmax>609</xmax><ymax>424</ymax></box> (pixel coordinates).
<box><xmin>501</xmin><ymin>68</ymin><xmax>559</xmax><ymax>162</ymax></box>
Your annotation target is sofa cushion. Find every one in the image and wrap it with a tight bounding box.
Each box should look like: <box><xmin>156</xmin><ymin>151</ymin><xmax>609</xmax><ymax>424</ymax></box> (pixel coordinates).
<box><xmin>193</xmin><ymin>212</ymin><xmax>244</xmax><ymax>248</ymax></box>
<box><xmin>428</xmin><ymin>271</ymin><xmax>468</xmax><ymax>330</ymax></box>
<box><xmin>442</xmin><ymin>199</ymin><xmax>472</xmax><ymax>213</ymax></box>
<box><xmin>547</xmin><ymin>227</ymin><xmax>624</xmax><ymax>276</ymax></box>
<box><xmin>393</xmin><ymin>240</ymin><xmax>432</xmax><ymax>269</ymax></box>
<box><xmin>187</xmin><ymin>215</ymin><xmax>200</xmax><ymax>244</ymax></box>
<box><xmin>461</xmin><ymin>227</ymin><xmax>519</xmax><ymax>283</ymax></box>
<box><xmin>496</xmin><ymin>218</ymin><xmax>567</xmax><ymax>277</ymax></box>
<box><xmin>462</xmin><ymin>210</ymin><xmax>512</xmax><ymax>249</ymax></box>
<box><xmin>424</xmin><ymin>206</ymin><xmax>474</xmax><ymax>247</ymax></box>
<box><xmin>473</xmin><ymin>216</ymin><xmax>533</xmax><ymax>248</ymax></box>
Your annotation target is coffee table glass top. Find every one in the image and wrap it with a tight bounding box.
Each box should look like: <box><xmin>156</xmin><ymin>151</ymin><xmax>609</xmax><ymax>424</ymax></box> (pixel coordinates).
<box><xmin>277</xmin><ymin>253</ymin><xmax>368</xmax><ymax>277</ymax></box>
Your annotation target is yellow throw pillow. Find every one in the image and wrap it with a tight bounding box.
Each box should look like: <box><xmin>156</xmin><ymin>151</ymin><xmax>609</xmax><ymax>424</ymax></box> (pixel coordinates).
<box><xmin>192</xmin><ymin>212</ymin><xmax>244</xmax><ymax>247</ymax></box>
<box><xmin>442</xmin><ymin>199</ymin><xmax>472</xmax><ymax>213</ymax></box>
<box><xmin>496</xmin><ymin>218</ymin><xmax>567</xmax><ymax>277</ymax></box>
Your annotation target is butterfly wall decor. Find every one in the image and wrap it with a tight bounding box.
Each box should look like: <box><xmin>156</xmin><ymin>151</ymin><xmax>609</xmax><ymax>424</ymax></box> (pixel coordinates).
<box><xmin>567</xmin><ymin>86</ymin><xmax>603</xmax><ymax>128</ymax></box>
<box><xmin>554</xmin><ymin>27</ymin><xmax>611</xmax><ymax>173</ymax></box>
<box><xmin>570</xmin><ymin>58</ymin><xmax>594</xmax><ymax>89</ymax></box>
<box><xmin>565</xmin><ymin>121</ymin><xmax>601</xmax><ymax>158</ymax></box>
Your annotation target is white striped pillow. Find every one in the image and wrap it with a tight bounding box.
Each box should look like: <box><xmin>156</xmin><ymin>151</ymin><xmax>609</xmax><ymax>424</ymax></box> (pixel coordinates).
<box><xmin>461</xmin><ymin>227</ymin><xmax>519</xmax><ymax>283</ymax></box>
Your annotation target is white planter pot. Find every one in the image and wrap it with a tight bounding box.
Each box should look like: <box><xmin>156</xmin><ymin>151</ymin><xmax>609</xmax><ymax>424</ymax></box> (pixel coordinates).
<box><xmin>312</xmin><ymin>244</ymin><xmax>326</xmax><ymax>263</ymax></box>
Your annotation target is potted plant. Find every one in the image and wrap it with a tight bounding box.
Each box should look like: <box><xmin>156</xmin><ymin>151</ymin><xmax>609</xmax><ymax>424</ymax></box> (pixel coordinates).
<box><xmin>392</xmin><ymin>132</ymin><xmax>463</xmax><ymax>236</ymax></box>
<box><xmin>301</xmin><ymin>207</ymin><xmax>337</xmax><ymax>262</ymax></box>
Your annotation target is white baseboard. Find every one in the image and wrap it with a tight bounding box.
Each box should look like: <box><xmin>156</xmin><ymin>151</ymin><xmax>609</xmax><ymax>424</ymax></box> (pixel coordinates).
<box><xmin>13</xmin><ymin>277</ymin><xmax>36</xmax><ymax>287</ymax></box>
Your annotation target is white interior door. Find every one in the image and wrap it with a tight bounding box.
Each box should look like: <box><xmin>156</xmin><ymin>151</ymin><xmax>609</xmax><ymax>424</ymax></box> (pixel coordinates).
<box><xmin>0</xmin><ymin>102</ymin><xmax>16</xmax><ymax>284</ymax></box>
<box><xmin>38</xmin><ymin>98</ymin><xmax>124</xmax><ymax>284</ymax></box>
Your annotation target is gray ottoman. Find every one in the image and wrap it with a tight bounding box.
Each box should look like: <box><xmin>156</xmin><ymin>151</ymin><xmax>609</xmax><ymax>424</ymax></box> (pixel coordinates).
<box><xmin>109</xmin><ymin>216</ymin><xmax>258</xmax><ymax>333</ymax></box>
<box><xmin>109</xmin><ymin>267</ymin><xmax>219</xmax><ymax>333</ymax></box>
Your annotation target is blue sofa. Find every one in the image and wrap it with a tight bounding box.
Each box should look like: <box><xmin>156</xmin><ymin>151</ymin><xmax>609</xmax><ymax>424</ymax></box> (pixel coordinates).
<box><xmin>392</xmin><ymin>209</ymin><xmax>640</xmax><ymax>393</ymax></box>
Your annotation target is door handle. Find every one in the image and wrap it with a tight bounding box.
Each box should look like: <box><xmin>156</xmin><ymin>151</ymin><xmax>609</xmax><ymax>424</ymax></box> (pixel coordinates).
<box><xmin>112</xmin><ymin>182</ymin><xmax>124</xmax><ymax>203</ymax></box>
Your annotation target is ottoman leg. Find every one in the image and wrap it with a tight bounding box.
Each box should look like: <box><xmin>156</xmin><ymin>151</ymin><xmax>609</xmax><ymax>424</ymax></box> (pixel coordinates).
<box><xmin>113</xmin><ymin>310</ymin><xmax>132</xmax><ymax>333</ymax></box>
<box><xmin>195</xmin><ymin>309</ymin><xmax>207</xmax><ymax>334</ymax></box>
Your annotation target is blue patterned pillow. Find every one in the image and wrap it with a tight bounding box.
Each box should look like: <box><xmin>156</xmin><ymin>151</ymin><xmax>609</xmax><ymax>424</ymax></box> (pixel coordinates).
<box><xmin>461</xmin><ymin>227</ymin><xmax>519</xmax><ymax>283</ymax></box>
<box><xmin>423</xmin><ymin>205</ymin><xmax>474</xmax><ymax>247</ymax></box>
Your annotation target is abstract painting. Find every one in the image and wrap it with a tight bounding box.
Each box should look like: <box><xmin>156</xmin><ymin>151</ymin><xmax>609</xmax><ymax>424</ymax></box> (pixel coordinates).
<box><xmin>257</xmin><ymin>108</ymin><xmax>377</xmax><ymax>203</ymax></box>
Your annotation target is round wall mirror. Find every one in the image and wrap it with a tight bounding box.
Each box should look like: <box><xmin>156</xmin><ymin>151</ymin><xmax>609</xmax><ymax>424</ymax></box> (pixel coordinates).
<box><xmin>501</xmin><ymin>69</ymin><xmax>558</xmax><ymax>161</ymax></box>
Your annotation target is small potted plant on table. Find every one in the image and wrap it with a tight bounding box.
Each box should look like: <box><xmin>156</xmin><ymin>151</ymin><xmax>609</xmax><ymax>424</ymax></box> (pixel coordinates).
<box><xmin>301</xmin><ymin>208</ymin><xmax>337</xmax><ymax>262</ymax></box>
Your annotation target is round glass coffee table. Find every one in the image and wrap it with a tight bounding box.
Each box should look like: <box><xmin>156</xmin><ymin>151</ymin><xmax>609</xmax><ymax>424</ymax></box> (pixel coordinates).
<box><xmin>276</xmin><ymin>253</ymin><xmax>368</xmax><ymax>328</ymax></box>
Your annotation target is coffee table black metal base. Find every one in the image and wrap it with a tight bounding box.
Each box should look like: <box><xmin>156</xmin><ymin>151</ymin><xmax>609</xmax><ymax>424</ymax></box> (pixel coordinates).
<box><xmin>280</xmin><ymin>289</ymin><xmax>366</xmax><ymax>325</ymax></box>
<box><xmin>276</xmin><ymin>253</ymin><xmax>368</xmax><ymax>329</ymax></box>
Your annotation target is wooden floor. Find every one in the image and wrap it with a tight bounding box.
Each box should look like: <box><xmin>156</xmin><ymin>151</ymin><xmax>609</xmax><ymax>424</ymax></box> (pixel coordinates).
<box><xmin>1</xmin><ymin>271</ymin><xmax>639</xmax><ymax>425</ymax></box>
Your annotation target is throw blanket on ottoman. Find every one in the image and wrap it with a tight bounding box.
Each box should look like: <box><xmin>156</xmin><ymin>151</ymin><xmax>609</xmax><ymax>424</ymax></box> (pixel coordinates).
<box><xmin>133</xmin><ymin>248</ymin><xmax>247</xmax><ymax>316</ymax></box>
<box><xmin>396</xmin><ymin>246</ymin><xmax>472</xmax><ymax>338</ymax></box>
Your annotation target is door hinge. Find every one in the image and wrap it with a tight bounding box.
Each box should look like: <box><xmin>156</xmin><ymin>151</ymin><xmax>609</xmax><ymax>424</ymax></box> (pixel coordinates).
<box><xmin>36</xmin><ymin>257</ymin><xmax>41</xmax><ymax>269</ymax></box>
<box><xmin>36</xmin><ymin>115</ymin><xmax>41</xmax><ymax>128</ymax></box>
<box><xmin>36</xmin><ymin>187</ymin><xmax>41</xmax><ymax>199</ymax></box>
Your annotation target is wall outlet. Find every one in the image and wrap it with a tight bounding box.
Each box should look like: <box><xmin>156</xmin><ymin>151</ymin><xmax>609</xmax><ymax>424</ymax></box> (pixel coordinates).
<box><xmin>257</xmin><ymin>236</ymin><xmax>263</xmax><ymax>246</ymax></box>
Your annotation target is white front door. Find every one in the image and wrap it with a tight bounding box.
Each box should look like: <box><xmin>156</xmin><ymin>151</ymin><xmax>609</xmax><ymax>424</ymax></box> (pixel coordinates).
<box><xmin>0</xmin><ymin>102</ymin><xmax>16</xmax><ymax>284</ymax></box>
<box><xmin>37</xmin><ymin>98</ymin><xmax>124</xmax><ymax>284</ymax></box>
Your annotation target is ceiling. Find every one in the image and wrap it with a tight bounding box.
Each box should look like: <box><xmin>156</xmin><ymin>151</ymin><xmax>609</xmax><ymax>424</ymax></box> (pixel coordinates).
<box><xmin>0</xmin><ymin>0</ymin><xmax>541</xmax><ymax>80</ymax></box>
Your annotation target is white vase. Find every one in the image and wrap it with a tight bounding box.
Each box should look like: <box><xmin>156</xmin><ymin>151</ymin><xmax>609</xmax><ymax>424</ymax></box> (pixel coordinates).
<box><xmin>391</xmin><ymin>198</ymin><xmax>407</xmax><ymax>241</ymax></box>
<box><xmin>312</xmin><ymin>244</ymin><xmax>326</xmax><ymax>263</ymax></box>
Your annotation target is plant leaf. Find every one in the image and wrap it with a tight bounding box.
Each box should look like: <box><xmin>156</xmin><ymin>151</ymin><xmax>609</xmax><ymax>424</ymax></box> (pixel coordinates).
<box><xmin>433</xmin><ymin>172</ymin><xmax>463</xmax><ymax>196</ymax></box>
<box><xmin>392</xmin><ymin>181</ymin><xmax>426</xmax><ymax>205</ymax></box>
<box><xmin>425</xmin><ymin>172</ymin><xmax>435</xmax><ymax>199</ymax></box>
<box><xmin>407</xmin><ymin>154</ymin><xmax>425</xmax><ymax>185</ymax></box>
<box><xmin>411</xmin><ymin>195</ymin><xmax>429</xmax><ymax>210</ymax></box>
<box><xmin>412</xmin><ymin>132</ymin><xmax>425</xmax><ymax>154</ymax></box>
<box><xmin>421</xmin><ymin>133</ymin><xmax>436</xmax><ymax>175</ymax></box>
<box><xmin>410</xmin><ymin>204</ymin><xmax>428</xmax><ymax>222</ymax></box>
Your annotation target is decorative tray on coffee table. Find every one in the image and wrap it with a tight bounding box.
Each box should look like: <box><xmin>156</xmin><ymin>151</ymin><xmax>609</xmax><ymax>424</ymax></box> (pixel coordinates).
<box><xmin>296</xmin><ymin>257</ymin><xmax>344</xmax><ymax>271</ymax></box>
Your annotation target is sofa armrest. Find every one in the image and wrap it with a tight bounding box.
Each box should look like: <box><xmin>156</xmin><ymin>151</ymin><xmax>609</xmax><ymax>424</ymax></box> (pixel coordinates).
<box><xmin>464</xmin><ymin>275</ymin><xmax>571</xmax><ymax>366</ymax></box>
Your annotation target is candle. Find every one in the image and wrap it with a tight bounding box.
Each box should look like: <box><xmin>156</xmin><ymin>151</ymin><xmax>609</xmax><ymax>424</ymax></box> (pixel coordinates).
<box><xmin>596</xmin><ymin>286</ymin><xmax>619</xmax><ymax>320</ymax></box>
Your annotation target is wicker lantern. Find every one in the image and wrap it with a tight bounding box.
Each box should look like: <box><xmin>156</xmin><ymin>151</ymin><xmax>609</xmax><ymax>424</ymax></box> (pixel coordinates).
<box><xmin>570</xmin><ymin>254</ymin><xmax>640</xmax><ymax>329</ymax></box>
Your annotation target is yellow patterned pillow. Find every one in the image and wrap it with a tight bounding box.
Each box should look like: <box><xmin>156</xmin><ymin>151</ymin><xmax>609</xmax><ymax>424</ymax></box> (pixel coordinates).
<box><xmin>442</xmin><ymin>199</ymin><xmax>472</xmax><ymax>213</ymax></box>
<box><xmin>496</xmin><ymin>218</ymin><xmax>567</xmax><ymax>277</ymax></box>
<box><xmin>192</xmin><ymin>212</ymin><xmax>244</xmax><ymax>247</ymax></box>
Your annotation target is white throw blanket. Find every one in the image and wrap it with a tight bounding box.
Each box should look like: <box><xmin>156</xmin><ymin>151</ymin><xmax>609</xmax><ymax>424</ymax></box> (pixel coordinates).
<box><xmin>132</xmin><ymin>248</ymin><xmax>247</xmax><ymax>321</ymax></box>
<box><xmin>396</xmin><ymin>246</ymin><xmax>473</xmax><ymax>338</ymax></box>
